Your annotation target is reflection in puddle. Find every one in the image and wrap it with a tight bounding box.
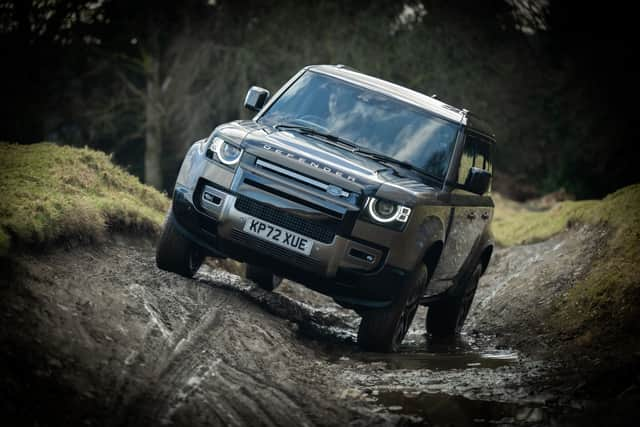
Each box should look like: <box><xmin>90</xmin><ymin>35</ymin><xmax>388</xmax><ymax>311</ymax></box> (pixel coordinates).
<box><xmin>350</xmin><ymin>334</ymin><xmax>519</xmax><ymax>371</ymax></box>
<box><xmin>355</xmin><ymin>349</ymin><xmax>518</xmax><ymax>371</ymax></box>
<box><xmin>377</xmin><ymin>391</ymin><xmax>549</xmax><ymax>426</ymax></box>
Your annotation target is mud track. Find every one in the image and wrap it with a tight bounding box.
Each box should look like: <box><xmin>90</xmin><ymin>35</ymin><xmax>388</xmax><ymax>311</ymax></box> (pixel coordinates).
<box><xmin>1</xmin><ymin>227</ymin><xmax>637</xmax><ymax>426</ymax></box>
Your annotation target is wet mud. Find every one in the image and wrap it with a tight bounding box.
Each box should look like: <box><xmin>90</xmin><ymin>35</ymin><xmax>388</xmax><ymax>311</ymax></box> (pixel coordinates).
<box><xmin>1</xmin><ymin>228</ymin><xmax>637</xmax><ymax>426</ymax></box>
<box><xmin>377</xmin><ymin>391</ymin><xmax>549</xmax><ymax>426</ymax></box>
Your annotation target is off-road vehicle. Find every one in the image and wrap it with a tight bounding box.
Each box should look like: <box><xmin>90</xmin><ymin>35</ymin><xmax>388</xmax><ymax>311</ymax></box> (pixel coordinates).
<box><xmin>157</xmin><ymin>65</ymin><xmax>495</xmax><ymax>352</ymax></box>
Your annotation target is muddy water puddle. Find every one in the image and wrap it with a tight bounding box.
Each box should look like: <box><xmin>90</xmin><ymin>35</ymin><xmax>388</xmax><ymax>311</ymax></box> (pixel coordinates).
<box><xmin>344</xmin><ymin>344</ymin><xmax>565</xmax><ymax>426</ymax></box>
<box><xmin>342</xmin><ymin>332</ymin><xmax>519</xmax><ymax>371</ymax></box>
<box><xmin>377</xmin><ymin>391</ymin><xmax>551</xmax><ymax>426</ymax></box>
<box><xmin>353</xmin><ymin>349</ymin><xmax>519</xmax><ymax>371</ymax></box>
<box><xmin>331</xmin><ymin>334</ymin><xmax>568</xmax><ymax>425</ymax></box>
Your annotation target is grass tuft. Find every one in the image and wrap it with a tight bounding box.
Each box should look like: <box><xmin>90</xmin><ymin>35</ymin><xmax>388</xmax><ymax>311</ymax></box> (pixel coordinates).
<box><xmin>0</xmin><ymin>142</ymin><xmax>169</xmax><ymax>256</ymax></box>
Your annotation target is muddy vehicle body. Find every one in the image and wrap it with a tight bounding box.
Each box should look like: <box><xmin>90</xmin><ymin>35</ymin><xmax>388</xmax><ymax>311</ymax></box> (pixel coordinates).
<box><xmin>157</xmin><ymin>65</ymin><xmax>495</xmax><ymax>351</ymax></box>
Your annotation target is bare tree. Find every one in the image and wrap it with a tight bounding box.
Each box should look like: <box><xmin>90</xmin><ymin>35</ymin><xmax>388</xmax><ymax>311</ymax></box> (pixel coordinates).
<box><xmin>142</xmin><ymin>51</ymin><xmax>163</xmax><ymax>189</ymax></box>
<box><xmin>96</xmin><ymin>30</ymin><xmax>253</xmax><ymax>189</ymax></box>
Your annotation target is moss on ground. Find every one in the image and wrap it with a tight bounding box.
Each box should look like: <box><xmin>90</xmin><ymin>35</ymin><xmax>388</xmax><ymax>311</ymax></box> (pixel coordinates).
<box><xmin>493</xmin><ymin>185</ymin><xmax>640</xmax><ymax>247</ymax></box>
<box><xmin>493</xmin><ymin>194</ymin><xmax>590</xmax><ymax>247</ymax></box>
<box><xmin>552</xmin><ymin>185</ymin><xmax>640</xmax><ymax>343</ymax></box>
<box><xmin>0</xmin><ymin>142</ymin><xmax>169</xmax><ymax>256</ymax></box>
<box><xmin>493</xmin><ymin>184</ymin><xmax>640</xmax><ymax>347</ymax></box>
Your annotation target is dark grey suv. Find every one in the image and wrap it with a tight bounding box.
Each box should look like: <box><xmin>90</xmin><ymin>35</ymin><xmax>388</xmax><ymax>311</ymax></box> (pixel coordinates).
<box><xmin>156</xmin><ymin>65</ymin><xmax>495</xmax><ymax>352</ymax></box>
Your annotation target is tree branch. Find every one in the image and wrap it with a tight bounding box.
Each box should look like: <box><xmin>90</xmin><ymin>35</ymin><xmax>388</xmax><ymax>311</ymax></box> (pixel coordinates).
<box><xmin>116</xmin><ymin>71</ymin><xmax>146</xmax><ymax>100</ymax></box>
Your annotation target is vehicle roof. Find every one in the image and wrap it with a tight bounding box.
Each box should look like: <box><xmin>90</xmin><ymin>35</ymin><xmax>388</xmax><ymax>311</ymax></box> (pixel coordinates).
<box><xmin>307</xmin><ymin>64</ymin><xmax>475</xmax><ymax>127</ymax></box>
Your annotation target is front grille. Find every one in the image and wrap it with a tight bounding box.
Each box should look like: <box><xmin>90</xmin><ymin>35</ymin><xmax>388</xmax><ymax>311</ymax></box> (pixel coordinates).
<box><xmin>235</xmin><ymin>196</ymin><xmax>335</xmax><ymax>243</ymax></box>
<box><xmin>230</xmin><ymin>229</ymin><xmax>322</xmax><ymax>271</ymax></box>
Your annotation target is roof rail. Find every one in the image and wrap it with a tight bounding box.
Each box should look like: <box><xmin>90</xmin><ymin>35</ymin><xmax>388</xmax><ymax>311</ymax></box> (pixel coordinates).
<box><xmin>335</xmin><ymin>64</ymin><xmax>358</xmax><ymax>72</ymax></box>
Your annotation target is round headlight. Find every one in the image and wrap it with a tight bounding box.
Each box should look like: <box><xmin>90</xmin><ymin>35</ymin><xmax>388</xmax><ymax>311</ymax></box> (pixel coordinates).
<box><xmin>213</xmin><ymin>137</ymin><xmax>243</xmax><ymax>165</ymax></box>
<box><xmin>369</xmin><ymin>198</ymin><xmax>399</xmax><ymax>223</ymax></box>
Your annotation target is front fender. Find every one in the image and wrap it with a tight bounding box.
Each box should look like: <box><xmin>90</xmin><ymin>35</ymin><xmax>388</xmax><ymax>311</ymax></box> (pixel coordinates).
<box><xmin>175</xmin><ymin>139</ymin><xmax>208</xmax><ymax>192</ymax></box>
<box><xmin>385</xmin><ymin>205</ymin><xmax>448</xmax><ymax>271</ymax></box>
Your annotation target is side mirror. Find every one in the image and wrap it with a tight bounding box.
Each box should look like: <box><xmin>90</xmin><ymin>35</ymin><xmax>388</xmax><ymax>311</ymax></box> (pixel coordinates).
<box><xmin>465</xmin><ymin>167</ymin><xmax>491</xmax><ymax>195</ymax></box>
<box><xmin>244</xmin><ymin>86</ymin><xmax>270</xmax><ymax>112</ymax></box>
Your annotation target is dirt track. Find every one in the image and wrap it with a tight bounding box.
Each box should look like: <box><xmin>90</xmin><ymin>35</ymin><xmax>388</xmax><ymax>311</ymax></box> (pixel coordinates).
<box><xmin>1</xmin><ymin>228</ymin><xmax>637</xmax><ymax>426</ymax></box>
<box><xmin>1</xmin><ymin>237</ymin><xmax>392</xmax><ymax>426</ymax></box>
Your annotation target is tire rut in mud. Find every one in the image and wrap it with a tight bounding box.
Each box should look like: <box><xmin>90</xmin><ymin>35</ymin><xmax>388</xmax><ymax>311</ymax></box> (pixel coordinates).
<box><xmin>0</xmin><ymin>237</ymin><xmax>396</xmax><ymax>426</ymax></box>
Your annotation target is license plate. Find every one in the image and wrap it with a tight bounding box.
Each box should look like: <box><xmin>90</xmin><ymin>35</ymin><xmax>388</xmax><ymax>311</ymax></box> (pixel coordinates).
<box><xmin>242</xmin><ymin>217</ymin><xmax>314</xmax><ymax>256</ymax></box>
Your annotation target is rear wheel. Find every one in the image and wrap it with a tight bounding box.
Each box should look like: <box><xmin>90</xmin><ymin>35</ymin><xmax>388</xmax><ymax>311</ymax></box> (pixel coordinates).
<box><xmin>357</xmin><ymin>264</ymin><xmax>429</xmax><ymax>352</ymax></box>
<box><xmin>426</xmin><ymin>263</ymin><xmax>482</xmax><ymax>337</ymax></box>
<box><xmin>245</xmin><ymin>264</ymin><xmax>283</xmax><ymax>291</ymax></box>
<box><xmin>156</xmin><ymin>209</ymin><xmax>204</xmax><ymax>278</ymax></box>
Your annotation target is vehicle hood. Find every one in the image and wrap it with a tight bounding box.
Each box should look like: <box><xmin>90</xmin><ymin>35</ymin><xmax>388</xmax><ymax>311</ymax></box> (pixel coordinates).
<box><xmin>215</xmin><ymin>120</ymin><xmax>439</xmax><ymax>205</ymax></box>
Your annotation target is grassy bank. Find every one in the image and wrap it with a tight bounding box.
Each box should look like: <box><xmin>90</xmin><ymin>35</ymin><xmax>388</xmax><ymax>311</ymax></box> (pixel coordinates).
<box><xmin>493</xmin><ymin>184</ymin><xmax>640</xmax><ymax>348</ymax></box>
<box><xmin>0</xmin><ymin>143</ymin><xmax>169</xmax><ymax>256</ymax></box>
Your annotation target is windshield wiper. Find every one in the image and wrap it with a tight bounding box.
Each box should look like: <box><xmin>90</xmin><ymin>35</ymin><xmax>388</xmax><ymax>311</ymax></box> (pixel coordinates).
<box><xmin>351</xmin><ymin>147</ymin><xmax>444</xmax><ymax>183</ymax></box>
<box><xmin>274</xmin><ymin>123</ymin><xmax>358</xmax><ymax>150</ymax></box>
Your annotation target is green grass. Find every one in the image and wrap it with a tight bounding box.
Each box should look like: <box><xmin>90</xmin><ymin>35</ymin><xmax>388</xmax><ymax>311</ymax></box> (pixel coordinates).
<box><xmin>0</xmin><ymin>142</ymin><xmax>169</xmax><ymax>256</ymax></box>
<box><xmin>493</xmin><ymin>184</ymin><xmax>640</xmax><ymax>347</ymax></box>
<box><xmin>492</xmin><ymin>185</ymin><xmax>640</xmax><ymax>247</ymax></box>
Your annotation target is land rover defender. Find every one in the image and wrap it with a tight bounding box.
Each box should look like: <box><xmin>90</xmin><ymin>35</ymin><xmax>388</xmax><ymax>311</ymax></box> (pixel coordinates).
<box><xmin>156</xmin><ymin>65</ymin><xmax>495</xmax><ymax>352</ymax></box>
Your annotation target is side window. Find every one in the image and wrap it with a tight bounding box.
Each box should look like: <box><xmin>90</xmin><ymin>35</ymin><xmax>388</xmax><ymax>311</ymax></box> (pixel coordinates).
<box><xmin>457</xmin><ymin>133</ymin><xmax>493</xmax><ymax>186</ymax></box>
<box><xmin>457</xmin><ymin>139</ymin><xmax>475</xmax><ymax>185</ymax></box>
<box><xmin>474</xmin><ymin>137</ymin><xmax>492</xmax><ymax>175</ymax></box>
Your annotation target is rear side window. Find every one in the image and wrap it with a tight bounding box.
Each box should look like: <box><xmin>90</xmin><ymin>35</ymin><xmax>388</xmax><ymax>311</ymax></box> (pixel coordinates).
<box><xmin>457</xmin><ymin>141</ymin><xmax>475</xmax><ymax>185</ymax></box>
<box><xmin>473</xmin><ymin>136</ymin><xmax>492</xmax><ymax>174</ymax></box>
<box><xmin>457</xmin><ymin>132</ymin><xmax>493</xmax><ymax>186</ymax></box>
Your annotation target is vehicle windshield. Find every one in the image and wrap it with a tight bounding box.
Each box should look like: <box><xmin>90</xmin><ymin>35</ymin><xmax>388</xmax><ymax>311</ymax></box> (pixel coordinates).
<box><xmin>258</xmin><ymin>70</ymin><xmax>460</xmax><ymax>180</ymax></box>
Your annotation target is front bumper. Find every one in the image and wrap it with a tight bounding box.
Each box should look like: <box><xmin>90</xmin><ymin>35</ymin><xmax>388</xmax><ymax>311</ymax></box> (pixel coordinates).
<box><xmin>171</xmin><ymin>184</ymin><xmax>410</xmax><ymax>308</ymax></box>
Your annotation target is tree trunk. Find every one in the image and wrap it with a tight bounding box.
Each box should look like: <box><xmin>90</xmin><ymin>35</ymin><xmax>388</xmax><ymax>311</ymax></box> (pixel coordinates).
<box><xmin>144</xmin><ymin>56</ymin><xmax>163</xmax><ymax>189</ymax></box>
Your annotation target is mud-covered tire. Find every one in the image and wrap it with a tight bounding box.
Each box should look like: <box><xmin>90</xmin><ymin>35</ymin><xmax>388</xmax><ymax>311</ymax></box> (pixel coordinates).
<box><xmin>357</xmin><ymin>264</ymin><xmax>429</xmax><ymax>353</ymax></box>
<box><xmin>156</xmin><ymin>209</ymin><xmax>204</xmax><ymax>278</ymax></box>
<box><xmin>426</xmin><ymin>263</ymin><xmax>482</xmax><ymax>337</ymax></box>
<box><xmin>245</xmin><ymin>264</ymin><xmax>283</xmax><ymax>291</ymax></box>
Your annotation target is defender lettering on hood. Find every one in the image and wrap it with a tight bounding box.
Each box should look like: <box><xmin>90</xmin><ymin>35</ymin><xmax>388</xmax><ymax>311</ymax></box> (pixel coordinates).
<box><xmin>262</xmin><ymin>144</ymin><xmax>358</xmax><ymax>183</ymax></box>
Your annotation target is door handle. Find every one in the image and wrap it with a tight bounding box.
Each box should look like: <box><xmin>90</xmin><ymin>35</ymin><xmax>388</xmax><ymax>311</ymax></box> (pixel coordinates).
<box><xmin>467</xmin><ymin>212</ymin><xmax>477</xmax><ymax>220</ymax></box>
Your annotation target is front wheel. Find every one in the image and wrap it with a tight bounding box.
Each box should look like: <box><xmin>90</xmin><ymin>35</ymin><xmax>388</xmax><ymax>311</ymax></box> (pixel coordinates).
<box><xmin>244</xmin><ymin>264</ymin><xmax>283</xmax><ymax>291</ymax></box>
<box><xmin>426</xmin><ymin>263</ymin><xmax>482</xmax><ymax>337</ymax></box>
<box><xmin>357</xmin><ymin>264</ymin><xmax>429</xmax><ymax>352</ymax></box>
<box><xmin>156</xmin><ymin>209</ymin><xmax>204</xmax><ymax>278</ymax></box>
